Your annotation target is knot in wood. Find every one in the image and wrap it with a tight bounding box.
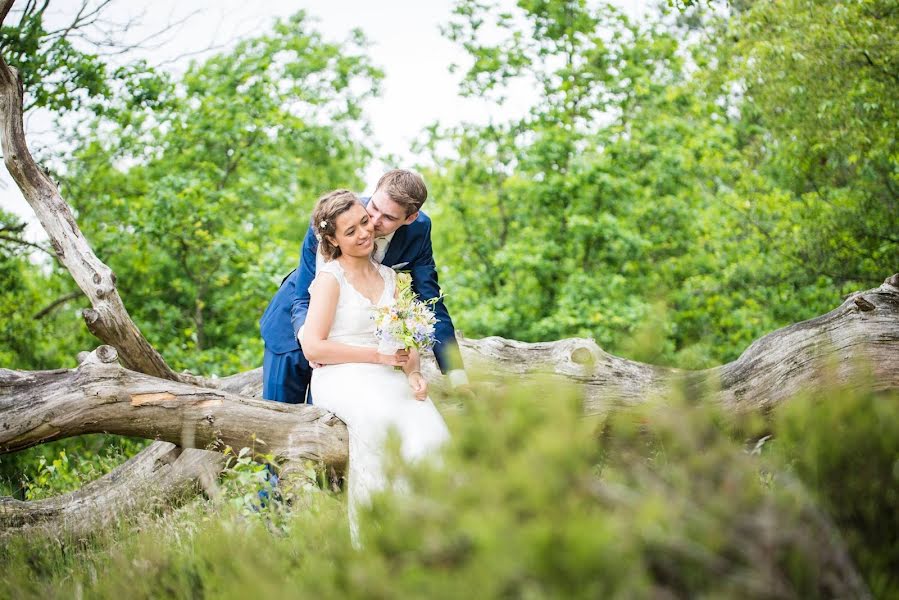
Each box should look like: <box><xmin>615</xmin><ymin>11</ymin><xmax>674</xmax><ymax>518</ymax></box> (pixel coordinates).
<box><xmin>78</xmin><ymin>345</ymin><xmax>119</xmax><ymax>367</ymax></box>
<box><xmin>570</xmin><ymin>346</ymin><xmax>596</xmax><ymax>366</ymax></box>
<box><xmin>853</xmin><ymin>295</ymin><xmax>875</xmax><ymax>312</ymax></box>
<box><xmin>95</xmin><ymin>286</ymin><xmax>112</xmax><ymax>299</ymax></box>
<box><xmin>95</xmin><ymin>345</ymin><xmax>119</xmax><ymax>363</ymax></box>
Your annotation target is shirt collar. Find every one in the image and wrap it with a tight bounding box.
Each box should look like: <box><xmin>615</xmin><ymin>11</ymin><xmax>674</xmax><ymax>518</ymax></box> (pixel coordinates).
<box><xmin>376</xmin><ymin>231</ymin><xmax>396</xmax><ymax>245</ymax></box>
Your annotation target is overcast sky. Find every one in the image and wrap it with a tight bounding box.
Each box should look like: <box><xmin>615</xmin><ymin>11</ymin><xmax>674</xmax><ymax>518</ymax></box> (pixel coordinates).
<box><xmin>1</xmin><ymin>0</ymin><xmax>650</xmax><ymax>240</ymax></box>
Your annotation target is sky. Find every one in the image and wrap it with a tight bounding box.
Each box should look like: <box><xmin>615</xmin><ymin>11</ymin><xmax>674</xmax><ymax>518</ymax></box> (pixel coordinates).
<box><xmin>1</xmin><ymin>0</ymin><xmax>650</xmax><ymax>242</ymax></box>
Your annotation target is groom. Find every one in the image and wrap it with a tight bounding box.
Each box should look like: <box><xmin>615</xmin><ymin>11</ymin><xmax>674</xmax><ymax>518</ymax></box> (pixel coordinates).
<box><xmin>260</xmin><ymin>169</ymin><xmax>466</xmax><ymax>404</ymax></box>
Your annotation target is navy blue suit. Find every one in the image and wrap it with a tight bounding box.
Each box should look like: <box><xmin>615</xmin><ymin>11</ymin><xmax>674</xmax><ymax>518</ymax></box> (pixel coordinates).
<box><xmin>259</xmin><ymin>202</ymin><xmax>463</xmax><ymax>404</ymax></box>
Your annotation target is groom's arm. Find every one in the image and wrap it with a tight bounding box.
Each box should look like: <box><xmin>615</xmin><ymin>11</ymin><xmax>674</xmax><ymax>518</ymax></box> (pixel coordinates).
<box><xmin>408</xmin><ymin>220</ymin><xmax>466</xmax><ymax>382</ymax></box>
<box><xmin>290</xmin><ymin>224</ymin><xmax>320</xmax><ymax>342</ymax></box>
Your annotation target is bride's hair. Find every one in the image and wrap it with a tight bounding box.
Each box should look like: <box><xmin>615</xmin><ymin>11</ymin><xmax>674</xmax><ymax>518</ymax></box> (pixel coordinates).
<box><xmin>311</xmin><ymin>189</ymin><xmax>361</xmax><ymax>260</ymax></box>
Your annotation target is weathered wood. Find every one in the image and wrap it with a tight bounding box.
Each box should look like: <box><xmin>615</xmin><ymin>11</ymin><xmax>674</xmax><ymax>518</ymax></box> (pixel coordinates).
<box><xmin>0</xmin><ymin>347</ymin><xmax>348</xmax><ymax>467</ymax></box>
<box><xmin>437</xmin><ymin>275</ymin><xmax>899</xmax><ymax>415</ymax></box>
<box><xmin>0</xmin><ymin>1</ymin><xmax>227</xmax><ymax>529</ymax></box>
<box><xmin>0</xmin><ymin>8</ymin><xmax>180</xmax><ymax>382</ymax></box>
<box><xmin>0</xmin><ymin>441</ymin><xmax>224</xmax><ymax>538</ymax></box>
<box><xmin>3</xmin><ymin>276</ymin><xmax>896</xmax><ymax>466</ymax></box>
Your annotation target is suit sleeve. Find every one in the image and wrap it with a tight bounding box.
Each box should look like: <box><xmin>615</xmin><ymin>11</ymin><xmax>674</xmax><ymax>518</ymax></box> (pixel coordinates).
<box><xmin>408</xmin><ymin>220</ymin><xmax>464</xmax><ymax>374</ymax></box>
<box><xmin>290</xmin><ymin>224</ymin><xmax>320</xmax><ymax>341</ymax></box>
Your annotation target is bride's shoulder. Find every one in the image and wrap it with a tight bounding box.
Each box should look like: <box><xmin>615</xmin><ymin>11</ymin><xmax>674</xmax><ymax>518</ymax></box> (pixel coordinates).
<box><xmin>310</xmin><ymin>262</ymin><xmax>342</xmax><ymax>295</ymax></box>
<box><xmin>319</xmin><ymin>260</ymin><xmax>343</xmax><ymax>277</ymax></box>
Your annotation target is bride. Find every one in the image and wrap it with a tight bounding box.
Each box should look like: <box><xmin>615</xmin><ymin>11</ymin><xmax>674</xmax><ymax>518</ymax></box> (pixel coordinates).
<box><xmin>300</xmin><ymin>189</ymin><xmax>450</xmax><ymax>543</ymax></box>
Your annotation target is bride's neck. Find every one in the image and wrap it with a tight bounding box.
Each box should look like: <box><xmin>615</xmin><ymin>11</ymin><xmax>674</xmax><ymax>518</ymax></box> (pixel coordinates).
<box><xmin>336</xmin><ymin>253</ymin><xmax>373</xmax><ymax>275</ymax></box>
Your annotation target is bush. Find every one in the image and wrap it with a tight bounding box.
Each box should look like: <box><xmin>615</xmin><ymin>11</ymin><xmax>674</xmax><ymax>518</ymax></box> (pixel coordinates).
<box><xmin>1</xmin><ymin>378</ymin><xmax>895</xmax><ymax>598</ymax></box>
<box><xmin>1</xmin><ymin>435</ymin><xmax>148</xmax><ymax>500</ymax></box>
<box><xmin>771</xmin><ymin>387</ymin><xmax>899</xmax><ymax>599</ymax></box>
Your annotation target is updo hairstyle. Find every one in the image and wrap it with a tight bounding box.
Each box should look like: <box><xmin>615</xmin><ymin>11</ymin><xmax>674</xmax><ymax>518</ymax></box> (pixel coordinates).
<box><xmin>311</xmin><ymin>189</ymin><xmax>362</xmax><ymax>261</ymax></box>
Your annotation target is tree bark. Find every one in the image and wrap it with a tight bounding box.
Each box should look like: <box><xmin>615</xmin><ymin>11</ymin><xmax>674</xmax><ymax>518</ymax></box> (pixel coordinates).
<box><xmin>3</xmin><ymin>275</ymin><xmax>897</xmax><ymax>469</ymax></box>
<box><xmin>0</xmin><ymin>347</ymin><xmax>348</xmax><ymax>467</ymax></box>
<box><xmin>0</xmin><ymin>0</ymin><xmax>228</xmax><ymax>527</ymax></box>
<box><xmin>0</xmin><ymin>441</ymin><xmax>223</xmax><ymax>538</ymax></box>
<box><xmin>451</xmin><ymin>275</ymin><xmax>899</xmax><ymax>415</ymax></box>
<box><xmin>0</xmin><ymin>4</ymin><xmax>184</xmax><ymax>383</ymax></box>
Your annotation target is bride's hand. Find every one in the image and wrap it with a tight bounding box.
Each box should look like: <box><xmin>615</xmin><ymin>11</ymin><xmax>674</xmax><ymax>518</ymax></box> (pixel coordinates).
<box><xmin>407</xmin><ymin>371</ymin><xmax>427</xmax><ymax>401</ymax></box>
<box><xmin>376</xmin><ymin>349</ymin><xmax>410</xmax><ymax>367</ymax></box>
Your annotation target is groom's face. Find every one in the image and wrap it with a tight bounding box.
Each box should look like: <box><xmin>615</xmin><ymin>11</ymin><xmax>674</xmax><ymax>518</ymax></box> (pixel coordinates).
<box><xmin>367</xmin><ymin>190</ymin><xmax>418</xmax><ymax>237</ymax></box>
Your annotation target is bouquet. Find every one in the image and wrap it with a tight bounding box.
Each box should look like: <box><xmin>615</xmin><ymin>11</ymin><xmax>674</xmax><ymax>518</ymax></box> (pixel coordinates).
<box><xmin>373</xmin><ymin>272</ymin><xmax>438</xmax><ymax>364</ymax></box>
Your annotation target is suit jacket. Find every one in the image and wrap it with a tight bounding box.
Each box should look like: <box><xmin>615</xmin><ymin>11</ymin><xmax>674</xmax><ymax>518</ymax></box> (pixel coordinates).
<box><xmin>259</xmin><ymin>201</ymin><xmax>463</xmax><ymax>373</ymax></box>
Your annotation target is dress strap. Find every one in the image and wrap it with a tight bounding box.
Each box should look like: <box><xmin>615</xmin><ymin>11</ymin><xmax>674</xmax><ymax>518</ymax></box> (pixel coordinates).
<box><xmin>319</xmin><ymin>260</ymin><xmax>345</xmax><ymax>282</ymax></box>
<box><xmin>376</xmin><ymin>262</ymin><xmax>396</xmax><ymax>299</ymax></box>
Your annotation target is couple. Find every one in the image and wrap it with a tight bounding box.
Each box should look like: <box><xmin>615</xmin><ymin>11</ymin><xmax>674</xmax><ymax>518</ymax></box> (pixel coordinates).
<box><xmin>259</xmin><ymin>170</ymin><xmax>464</xmax><ymax>540</ymax></box>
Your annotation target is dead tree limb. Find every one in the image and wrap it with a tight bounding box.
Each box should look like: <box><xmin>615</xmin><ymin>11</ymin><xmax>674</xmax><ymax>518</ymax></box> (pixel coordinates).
<box><xmin>442</xmin><ymin>274</ymin><xmax>899</xmax><ymax>415</ymax></box>
<box><xmin>0</xmin><ymin>0</ymin><xmax>181</xmax><ymax>381</ymax></box>
<box><xmin>0</xmin><ymin>0</ymin><xmax>226</xmax><ymax>526</ymax></box>
<box><xmin>3</xmin><ymin>275</ymin><xmax>896</xmax><ymax>474</ymax></box>
<box><xmin>0</xmin><ymin>346</ymin><xmax>348</xmax><ymax>465</ymax></box>
<box><xmin>0</xmin><ymin>441</ymin><xmax>222</xmax><ymax>537</ymax></box>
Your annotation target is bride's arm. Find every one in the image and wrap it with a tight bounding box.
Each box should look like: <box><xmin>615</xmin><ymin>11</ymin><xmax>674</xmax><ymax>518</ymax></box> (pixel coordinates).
<box><xmin>404</xmin><ymin>348</ymin><xmax>428</xmax><ymax>401</ymax></box>
<box><xmin>302</xmin><ymin>273</ymin><xmax>408</xmax><ymax>367</ymax></box>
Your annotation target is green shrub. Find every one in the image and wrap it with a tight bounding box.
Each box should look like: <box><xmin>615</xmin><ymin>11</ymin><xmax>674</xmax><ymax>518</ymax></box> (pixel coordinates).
<box><xmin>1</xmin><ymin>435</ymin><xmax>148</xmax><ymax>500</ymax></box>
<box><xmin>1</xmin><ymin>378</ymin><xmax>894</xmax><ymax>599</ymax></box>
<box><xmin>770</xmin><ymin>387</ymin><xmax>899</xmax><ymax>599</ymax></box>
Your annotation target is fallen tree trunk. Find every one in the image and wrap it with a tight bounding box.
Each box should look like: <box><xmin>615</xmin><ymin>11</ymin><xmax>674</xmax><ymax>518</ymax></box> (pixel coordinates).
<box><xmin>453</xmin><ymin>274</ymin><xmax>899</xmax><ymax>415</ymax></box>
<box><xmin>0</xmin><ymin>346</ymin><xmax>348</xmax><ymax>466</ymax></box>
<box><xmin>0</xmin><ymin>0</ymin><xmax>230</xmax><ymax>529</ymax></box>
<box><xmin>4</xmin><ymin>275</ymin><xmax>896</xmax><ymax>473</ymax></box>
<box><xmin>0</xmin><ymin>275</ymin><xmax>894</xmax><ymax>537</ymax></box>
<box><xmin>0</xmin><ymin>441</ymin><xmax>223</xmax><ymax>537</ymax></box>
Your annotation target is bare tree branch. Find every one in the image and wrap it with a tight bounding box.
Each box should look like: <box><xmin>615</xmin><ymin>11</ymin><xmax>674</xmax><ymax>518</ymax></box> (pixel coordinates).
<box><xmin>31</xmin><ymin>290</ymin><xmax>82</xmax><ymax>319</ymax></box>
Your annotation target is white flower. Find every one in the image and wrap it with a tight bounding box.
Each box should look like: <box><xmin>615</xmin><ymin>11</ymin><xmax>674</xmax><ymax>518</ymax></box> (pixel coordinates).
<box><xmin>319</xmin><ymin>220</ymin><xmax>328</xmax><ymax>229</ymax></box>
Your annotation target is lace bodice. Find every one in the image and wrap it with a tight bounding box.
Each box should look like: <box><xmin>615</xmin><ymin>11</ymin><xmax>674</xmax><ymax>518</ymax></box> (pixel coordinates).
<box><xmin>313</xmin><ymin>259</ymin><xmax>396</xmax><ymax>347</ymax></box>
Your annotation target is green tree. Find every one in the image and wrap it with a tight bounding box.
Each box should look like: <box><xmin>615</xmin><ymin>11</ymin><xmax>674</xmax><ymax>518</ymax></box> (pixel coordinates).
<box><xmin>422</xmin><ymin>0</ymin><xmax>896</xmax><ymax>367</ymax></box>
<box><xmin>423</xmin><ymin>1</ymin><xmax>747</xmax><ymax>364</ymax></box>
<box><xmin>62</xmin><ymin>12</ymin><xmax>383</xmax><ymax>374</ymax></box>
<box><xmin>724</xmin><ymin>0</ymin><xmax>898</xmax><ymax>290</ymax></box>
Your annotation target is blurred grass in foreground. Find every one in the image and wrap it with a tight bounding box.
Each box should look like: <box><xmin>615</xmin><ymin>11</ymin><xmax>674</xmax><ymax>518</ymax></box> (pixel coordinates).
<box><xmin>1</xmin><ymin>375</ymin><xmax>897</xmax><ymax>599</ymax></box>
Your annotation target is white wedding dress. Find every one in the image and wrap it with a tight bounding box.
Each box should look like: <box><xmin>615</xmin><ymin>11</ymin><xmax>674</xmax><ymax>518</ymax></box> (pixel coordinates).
<box><xmin>309</xmin><ymin>259</ymin><xmax>450</xmax><ymax>542</ymax></box>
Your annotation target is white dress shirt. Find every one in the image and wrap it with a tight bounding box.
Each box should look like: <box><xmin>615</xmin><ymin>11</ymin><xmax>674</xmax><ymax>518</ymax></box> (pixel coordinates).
<box><xmin>372</xmin><ymin>232</ymin><xmax>395</xmax><ymax>263</ymax></box>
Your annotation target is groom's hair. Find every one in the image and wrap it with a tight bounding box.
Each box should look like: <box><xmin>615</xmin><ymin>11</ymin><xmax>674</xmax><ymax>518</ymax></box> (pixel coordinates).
<box><xmin>311</xmin><ymin>189</ymin><xmax>362</xmax><ymax>261</ymax></box>
<box><xmin>375</xmin><ymin>169</ymin><xmax>428</xmax><ymax>216</ymax></box>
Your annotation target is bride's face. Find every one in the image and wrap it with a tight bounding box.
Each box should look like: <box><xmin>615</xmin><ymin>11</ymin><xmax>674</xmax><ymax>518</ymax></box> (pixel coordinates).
<box><xmin>330</xmin><ymin>203</ymin><xmax>374</xmax><ymax>258</ymax></box>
